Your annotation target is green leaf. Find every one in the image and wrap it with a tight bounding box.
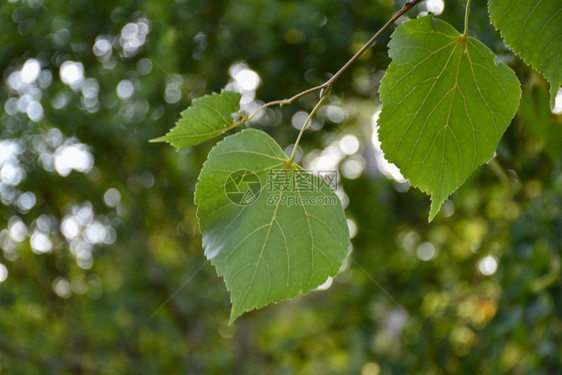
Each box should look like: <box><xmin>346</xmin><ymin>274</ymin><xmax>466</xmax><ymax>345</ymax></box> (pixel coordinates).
<box><xmin>195</xmin><ymin>128</ymin><xmax>349</xmax><ymax>323</ymax></box>
<box><xmin>151</xmin><ymin>90</ymin><xmax>243</xmax><ymax>149</ymax></box>
<box><xmin>378</xmin><ymin>16</ymin><xmax>521</xmax><ymax>221</ymax></box>
<box><xmin>489</xmin><ymin>0</ymin><xmax>562</xmax><ymax>109</ymax></box>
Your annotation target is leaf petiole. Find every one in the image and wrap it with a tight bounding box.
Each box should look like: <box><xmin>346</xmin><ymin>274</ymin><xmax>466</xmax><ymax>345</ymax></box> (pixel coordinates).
<box><xmin>288</xmin><ymin>90</ymin><xmax>330</xmax><ymax>163</ymax></box>
<box><xmin>463</xmin><ymin>0</ymin><xmax>472</xmax><ymax>38</ymax></box>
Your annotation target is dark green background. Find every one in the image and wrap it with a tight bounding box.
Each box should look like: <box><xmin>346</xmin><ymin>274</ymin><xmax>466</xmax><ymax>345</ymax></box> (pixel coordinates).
<box><xmin>1</xmin><ymin>0</ymin><xmax>561</xmax><ymax>373</ymax></box>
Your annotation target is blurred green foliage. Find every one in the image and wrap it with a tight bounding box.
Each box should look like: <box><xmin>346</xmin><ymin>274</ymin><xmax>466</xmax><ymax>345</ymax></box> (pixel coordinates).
<box><xmin>0</xmin><ymin>0</ymin><xmax>561</xmax><ymax>373</ymax></box>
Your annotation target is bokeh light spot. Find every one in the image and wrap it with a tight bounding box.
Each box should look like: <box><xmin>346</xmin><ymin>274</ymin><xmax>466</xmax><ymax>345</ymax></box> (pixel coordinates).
<box><xmin>371</xmin><ymin>110</ymin><xmax>407</xmax><ymax>183</ymax></box>
<box><xmin>8</xmin><ymin>217</ymin><xmax>27</xmax><ymax>242</ymax></box>
<box><xmin>234</xmin><ymin>69</ymin><xmax>261</xmax><ymax>91</ymax></box>
<box><xmin>54</xmin><ymin>143</ymin><xmax>94</xmax><ymax>177</ymax></box>
<box><xmin>339</xmin><ymin>135</ymin><xmax>360</xmax><ymax>155</ymax></box>
<box><xmin>424</xmin><ymin>0</ymin><xmax>444</xmax><ymax>15</ymax></box>
<box><xmin>0</xmin><ymin>263</ymin><xmax>8</xmax><ymax>283</ymax></box>
<box><xmin>117</xmin><ymin>80</ymin><xmax>134</xmax><ymax>99</ymax></box>
<box><xmin>104</xmin><ymin>188</ymin><xmax>121</xmax><ymax>207</ymax></box>
<box><xmin>53</xmin><ymin>278</ymin><xmax>72</xmax><ymax>298</ymax></box>
<box><xmin>417</xmin><ymin>242</ymin><xmax>436</xmax><ymax>261</ymax></box>
<box><xmin>553</xmin><ymin>88</ymin><xmax>562</xmax><ymax>115</ymax></box>
<box><xmin>30</xmin><ymin>231</ymin><xmax>52</xmax><ymax>254</ymax></box>
<box><xmin>315</xmin><ymin>276</ymin><xmax>333</xmax><ymax>291</ymax></box>
<box><xmin>59</xmin><ymin>61</ymin><xmax>85</xmax><ymax>89</ymax></box>
<box><xmin>21</xmin><ymin>58</ymin><xmax>41</xmax><ymax>84</ymax></box>
<box><xmin>478</xmin><ymin>256</ymin><xmax>498</xmax><ymax>276</ymax></box>
<box><xmin>16</xmin><ymin>192</ymin><xmax>36</xmax><ymax>212</ymax></box>
<box><xmin>341</xmin><ymin>155</ymin><xmax>365</xmax><ymax>179</ymax></box>
<box><xmin>347</xmin><ymin>219</ymin><xmax>358</xmax><ymax>239</ymax></box>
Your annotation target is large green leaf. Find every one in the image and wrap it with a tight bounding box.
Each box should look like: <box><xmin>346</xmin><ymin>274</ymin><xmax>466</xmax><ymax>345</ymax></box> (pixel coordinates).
<box><xmin>489</xmin><ymin>0</ymin><xmax>562</xmax><ymax>109</ymax></box>
<box><xmin>378</xmin><ymin>16</ymin><xmax>521</xmax><ymax>221</ymax></box>
<box><xmin>195</xmin><ymin>128</ymin><xmax>349</xmax><ymax>323</ymax></box>
<box><xmin>151</xmin><ymin>90</ymin><xmax>243</xmax><ymax>149</ymax></box>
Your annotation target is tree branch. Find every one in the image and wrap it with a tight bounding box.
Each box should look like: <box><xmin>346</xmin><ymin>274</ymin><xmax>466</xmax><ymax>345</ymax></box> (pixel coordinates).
<box><xmin>249</xmin><ymin>0</ymin><xmax>423</xmax><ymax>119</ymax></box>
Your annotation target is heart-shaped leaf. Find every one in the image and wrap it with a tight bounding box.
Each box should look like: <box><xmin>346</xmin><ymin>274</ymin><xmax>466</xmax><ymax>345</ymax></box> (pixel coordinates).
<box><xmin>195</xmin><ymin>128</ymin><xmax>349</xmax><ymax>323</ymax></box>
<box><xmin>151</xmin><ymin>90</ymin><xmax>242</xmax><ymax>149</ymax></box>
<box><xmin>489</xmin><ymin>0</ymin><xmax>562</xmax><ymax>109</ymax></box>
<box><xmin>378</xmin><ymin>16</ymin><xmax>521</xmax><ymax>221</ymax></box>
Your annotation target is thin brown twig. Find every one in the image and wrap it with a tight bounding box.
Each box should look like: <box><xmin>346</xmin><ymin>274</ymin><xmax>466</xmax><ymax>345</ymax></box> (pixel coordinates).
<box><xmin>248</xmin><ymin>0</ymin><xmax>423</xmax><ymax>119</ymax></box>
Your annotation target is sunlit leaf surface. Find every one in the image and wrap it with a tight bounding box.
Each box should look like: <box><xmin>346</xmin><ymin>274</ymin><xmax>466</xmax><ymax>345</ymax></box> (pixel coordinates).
<box><xmin>151</xmin><ymin>90</ymin><xmax>242</xmax><ymax>149</ymax></box>
<box><xmin>378</xmin><ymin>16</ymin><xmax>521</xmax><ymax>220</ymax></box>
<box><xmin>195</xmin><ymin>129</ymin><xmax>349</xmax><ymax>322</ymax></box>
<box><xmin>489</xmin><ymin>0</ymin><xmax>562</xmax><ymax>109</ymax></box>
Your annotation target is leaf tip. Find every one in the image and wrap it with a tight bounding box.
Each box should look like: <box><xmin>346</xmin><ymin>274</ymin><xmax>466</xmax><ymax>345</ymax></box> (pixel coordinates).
<box><xmin>228</xmin><ymin>305</ymin><xmax>246</xmax><ymax>325</ymax></box>
<box><xmin>428</xmin><ymin>195</ymin><xmax>446</xmax><ymax>222</ymax></box>
<box><xmin>149</xmin><ymin>135</ymin><xmax>181</xmax><ymax>151</ymax></box>
<box><xmin>427</xmin><ymin>213</ymin><xmax>437</xmax><ymax>223</ymax></box>
<box><xmin>228</xmin><ymin>314</ymin><xmax>238</xmax><ymax>326</ymax></box>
